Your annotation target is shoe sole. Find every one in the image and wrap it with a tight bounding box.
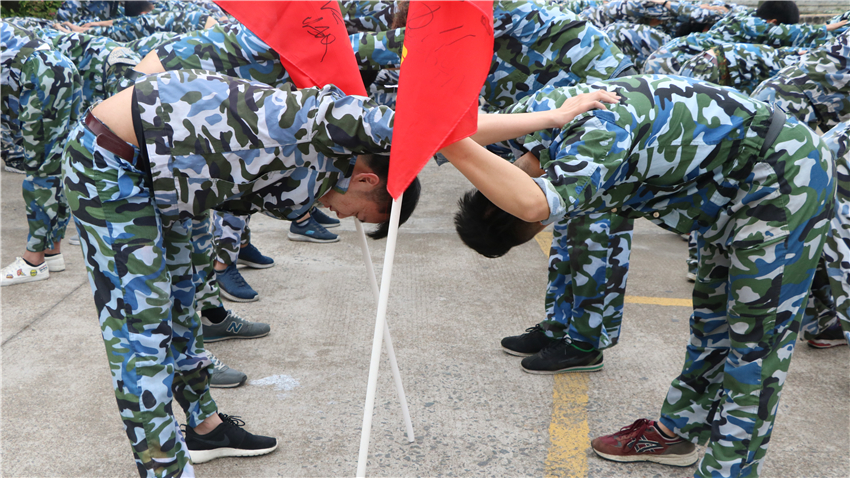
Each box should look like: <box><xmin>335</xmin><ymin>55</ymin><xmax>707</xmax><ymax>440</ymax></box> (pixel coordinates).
<box><xmin>319</xmin><ymin>222</ymin><xmax>340</xmax><ymax>228</ymax></box>
<box><xmin>1</xmin><ymin>274</ymin><xmax>50</xmax><ymax>286</ymax></box>
<box><xmin>287</xmin><ymin>233</ymin><xmax>340</xmax><ymax>243</ymax></box>
<box><xmin>4</xmin><ymin>166</ymin><xmax>25</xmax><ymax>174</ymax></box>
<box><xmin>219</xmin><ymin>288</ymin><xmax>259</xmax><ymax>303</ymax></box>
<box><xmin>501</xmin><ymin>346</ymin><xmax>538</xmax><ymax>357</ymax></box>
<box><xmin>807</xmin><ymin>340</ymin><xmax>848</xmax><ymax>349</ymax></box>
<box><xmin>209</xmin><ymin>375</ymin><xmax>248</xmax><ymax>388</ymax></box>
<box><xmin>521</xmin><ymin>363</ymin><xmax>604</xmax><ymax>374</ymax></box>
<box><xmin>205</xmin><ymin>330</ymin><xmax>270</xmax><ymax>343</ymax></box>
<box><xmin>68</xmin><ymin>239</ymin><xmax>80</xmax><ymax>246</ymax></box>
<box><xmin>592</xmin><ymin>447</ymin><xmax>699</xmax><ymax>467</ymax></box>
<box><xmin>189</xmin><ymin>443</ymin><xmax>278</xmax><ymax>464</ymax></box>
<box><xmin>237</xmin><ymin>258</ymin><xmax>275</xmax><ymax>269</ymax></box>
<box><xmin>46</xmin><ymin>259</ymin><xmax>65</xmax><ymax>272</ymax></box>
<box><xmin>686</xmin><ymin>273</ymin><xmax>696</xmax><ymax>282</ymax></box>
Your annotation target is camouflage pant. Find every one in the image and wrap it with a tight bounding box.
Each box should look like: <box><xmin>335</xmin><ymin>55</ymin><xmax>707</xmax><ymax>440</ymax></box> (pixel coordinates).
<box><xmin>12</xmin><ymin>50</ymin><xmax>82</xmax><ymax>252</ymax></box>
<box><xmin>659</xmin><ymin>120</ymin><xmax>834</xmax><ymax>478</ymax></box>
<box><xmin>822</xmin><ymin>121</ymin><xmax>850</xmax><ymax>344</ymax></box>
<box><xmin>751</xmin><ymin>77</ymin><xmax>847</xmax><ymax>133</ymax></box>
<box><xmin>687</xmin><ymin>231</ymin><xmax>698</xmax><ymax>277</ymax></box>
<box><xmin>211</xmin><ymin>211</ymin><xmax>251</xmax><ymax>266</ymax></box>
<box><xmin>540</xmin><ymin>211</ymin><xmax>633</xmax><ymax>349</ymax></box>
<box><xmin>63</xmin><ymin>121</ymin><xmax>217</xmax><ymax>478</ymax></box>
<box><xmin>193</xmin><ymin>213</ymin><xmax>223</xmax><ymax>313</ymax></box>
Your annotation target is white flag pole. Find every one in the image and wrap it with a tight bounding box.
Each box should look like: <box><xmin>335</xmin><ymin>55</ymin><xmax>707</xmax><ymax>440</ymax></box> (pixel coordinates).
<box><xmin>354</xmin><ymin>218</ymin><xmax>415</xmax><ymax>442</ymax></box>
<box><xmin>356</xmin><ymin>193</ymin><xmax>404</xmax><ymax>478</ymax></box>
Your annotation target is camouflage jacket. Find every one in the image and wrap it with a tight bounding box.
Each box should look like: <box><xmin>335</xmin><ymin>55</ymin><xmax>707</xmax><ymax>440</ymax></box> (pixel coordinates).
<box><xmin>339</xmin><ymin>0</ymin><xmax>396</xmax><ymax>33</ymax></box>
<box><xmin>643</xmin><ymin>31</ymin><xmax>717</xmax><ymax>74</ymax></box>
<box><xmin>495</xmin><ymin>75</ymin><xmax>784</xmax><ymax>237</ymax></box>
<box><xmin>708</xmin><ymin>9</ymin><xmax>831</xmax><ymax>48</ymax></box>
<box><xmin>351</xmin><ymin>0</ymin><xmax>628</xmax><ymax>110</ymax></box>
<box><xmin>679</xmin><ymin>42</ymin><xmax>802</xmax><ymax>94</ymax></box>
<box><xmin>156</xmin><ymin>23</ymin><xmax>291</xmax><ymax>89</ymax></box>
<box><xmin>55</xmin><ymin>0</ymin><xmax>121</xmax><ymax>23</ymax></box>
<box><xmin>134</xmin><ymin>71</ymin><xmax>393</xmax><ymax>228</ymax></box>
<box><xmin>86</xmin><ymin>11</ymin><xmax>210</xmax><ymax>42</ymax></box>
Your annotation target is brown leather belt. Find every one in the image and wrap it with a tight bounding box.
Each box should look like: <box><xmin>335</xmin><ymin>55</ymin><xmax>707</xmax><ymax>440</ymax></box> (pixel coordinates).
<box><xmin>85</xmin><ymin>111</ymin><xmax>135</xmax><ymax>162</ymax></box>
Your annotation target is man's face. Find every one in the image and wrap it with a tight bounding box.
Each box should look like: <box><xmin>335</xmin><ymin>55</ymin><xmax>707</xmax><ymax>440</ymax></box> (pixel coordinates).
<box><xmin>319</xmin><ymin>189</ymin><xmax>390</xmax><ymax>224</ymax></box>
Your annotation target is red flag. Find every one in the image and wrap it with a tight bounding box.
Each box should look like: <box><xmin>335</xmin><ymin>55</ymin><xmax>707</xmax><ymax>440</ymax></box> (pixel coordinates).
<box><xmin>388</xmin><ymin>1</ymin><xmax>494</xmax><ymax>198</ymax></box>
<box><xmin>215</xmin><ymin>0</ymin><xmax>366</xmax><ymax>96</ymax></box>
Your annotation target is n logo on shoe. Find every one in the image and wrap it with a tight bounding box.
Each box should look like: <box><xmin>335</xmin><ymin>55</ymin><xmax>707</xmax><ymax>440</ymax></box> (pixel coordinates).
<box><xmin>227</xmin><ymin>322</ymin><xmax>243</xmax><ymax>334</ymax></box>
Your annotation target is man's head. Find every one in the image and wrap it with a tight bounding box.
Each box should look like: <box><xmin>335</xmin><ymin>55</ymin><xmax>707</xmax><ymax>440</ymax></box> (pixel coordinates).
<box><xmin>124</xmin><ymin>1</ymin><xmax>155</xmax><ymax>17</ymax></box>
<box><xmin>318</xmin><ymin>154</ymin><xmax>420</xmax><ymax>239</ymax></box>
<box><xmin>756</xmin><ymin>1</ymin><xmax>800</xmax><ymax>25</ymax></box>
<box><xmin>454</xmin><ymin>189</ymin><xmax>545</xmax><ymax>258</ymax></box>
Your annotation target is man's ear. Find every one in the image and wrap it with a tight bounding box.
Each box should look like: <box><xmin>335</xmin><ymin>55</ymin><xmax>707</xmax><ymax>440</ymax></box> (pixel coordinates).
<box><xmin>353</xmin><ymin>171</ymin><xmax>381</xmax><ymax>187</ymax></box>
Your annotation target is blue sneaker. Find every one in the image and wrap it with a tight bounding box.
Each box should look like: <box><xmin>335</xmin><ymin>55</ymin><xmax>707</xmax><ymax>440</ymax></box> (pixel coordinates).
<box><xmin>288</xmin><ymin>216</ymin><xmax>339</xmax><ymax>243</ymax></box>
<box><xmin>216</xmin><ymin>263</ymin><xmax>259</xmax><ymax>302</ymax></box>
<box><xmin>310</xmin><ymin>207</ymin><xmax>340</xmax><ymax>228</ymax></box>
<box><xmin>237</xmin><ymin>243</ymin><xmax>275</xmax><ymax>269</ymax></box>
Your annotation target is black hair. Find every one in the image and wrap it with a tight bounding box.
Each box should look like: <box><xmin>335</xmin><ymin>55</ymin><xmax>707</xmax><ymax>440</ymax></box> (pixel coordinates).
<box><xmin>674</xmin><ymin>21</ymin><xmax>712</xmax><ymax>37</ymax></box>
<box><xmin>454</xmin><ymin>189</ymin><xmax>538</xmax><ymax>258</ymax></box>
<box><xmin>756</xmin><ymin>1</ymin><xmax>800</xmax><ymax>25</ymax></box>
<box><xmin>124</xmin><ymin>1</ymin><xmax>155</xmax><ymax>17</ymax></box>
<box><xmin>362</xmin><ymin>154</ymin><xmax>421</xmax><ymax>240</ymax></box>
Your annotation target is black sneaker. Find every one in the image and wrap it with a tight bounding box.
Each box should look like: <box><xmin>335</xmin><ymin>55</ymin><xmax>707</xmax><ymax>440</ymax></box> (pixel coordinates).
<box><xmin>184</xmin><ymin>413</ymin><xmax>278</xmax><ymax>464</ymax></box>
<box><xmin>520</xmin><ymin>339</ymin><xmax>603</xmax><ymax>374</ymax></box>
<box><xmin>807</xmin><ymin>324</ymin><xmax>848</xmax><ymax>349</ymax></box>
<box><xmin>501</xmin><ymin>325</ymin><xmax>555</xmax><ymax>357</ymax></box>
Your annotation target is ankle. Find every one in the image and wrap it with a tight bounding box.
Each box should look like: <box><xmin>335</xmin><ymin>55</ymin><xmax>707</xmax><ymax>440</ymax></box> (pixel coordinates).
<box><xmin>193</xmin><ymin>413</ymin><xmax>223</xmax><ymax>435</ymax></box>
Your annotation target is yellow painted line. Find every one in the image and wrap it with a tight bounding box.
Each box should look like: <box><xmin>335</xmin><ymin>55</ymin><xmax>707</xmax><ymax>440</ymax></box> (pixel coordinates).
<box><xmin>545</xmin><ymin>374</ymin><xmax>590</xmax><ymax>477</ymax></box>
<box><xmin>625</xmin><ymin>295</ymin><xmax>692</xmax><ymax>307</ymax></box>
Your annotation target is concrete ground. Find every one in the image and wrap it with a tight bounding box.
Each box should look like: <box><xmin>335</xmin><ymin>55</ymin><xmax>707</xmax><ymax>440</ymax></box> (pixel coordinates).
<box><xmin>1</xmin><ymin>160</ymin><xmax>848</xmax><ymax>478</ymax></box>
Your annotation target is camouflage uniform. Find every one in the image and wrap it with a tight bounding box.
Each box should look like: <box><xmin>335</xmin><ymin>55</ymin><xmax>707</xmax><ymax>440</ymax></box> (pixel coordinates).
<box><xmin>643</xmin><ymin>32</ymin><xmax>719</xmax><ymax>75</ymax></box>
<box><xmin>820</xmin><ymin>121</ymin><xmax>850</xmax><ymax>345</ymax></box>
<box><xmin>339</xmin><ymin>0</ymin><xmax>396</xmax><ymax>33</ymax></box>
<box><xmin>603</xmin><ymin>22</ymin><xmax>671</xmax><ymax>71</ymax></box>
<box><xmin>540</xmin><ymin>212</ymin><xmax>633</xmax><ymax>348</ymax></box>
<box><xmin>505</xmin><ymin>76</ymin><xmax>833</xmax><ymax>478</ymax></box>
<box><xmin>45</xmin><ymin>32</ymin><xmax>142</xmax><ymax>109</ymax></box>
<box><xmin>708</xmin><ymin>8</ymin><xmax>832</xmax><ymax>48</ymax></box>
<box><xmin>62</xmin><ymin>71</ymin><xmax>393</xmax><ymax>476</ymax></box>
<box><xmin>211</xmin><ymin>212</ymin><xmax>251</xmax><ymax>267</ymax></box>
<box><xmin>751</xmin><ymin>30</ymin><xmax>850</xmax><ymax>132</ymax></box>
<box><xmin>55</xmin><ymin>0</ymin><xmax>120</xmax><ymax>23</ymax></box>
<box><xmin>155</xmin><ymin>23</ymin><xmax>291</xmax><ymax>89</ymax></box>
<box><xmin>124</xmin><ymin>31</ymin><xmax>188</xmax><ymax>57</ymax></box>
<box><xmin>677</xmin><ymin>42</ymin><xmax>802</xmax><ymax>94</ymax></box>
<box><xmin>350</xmin><ymin>0</ymin><xmax>632</xmax><ymax>111</ymax></box>
<box><xmin>1</xmin><ymin>22</ymin><xmax>82</xmax><ymax>253</ymax></box>
<box><xmin>86</xmin><ymin>10</ymin><xmax>211</xmax><ymax>43</ymax></box>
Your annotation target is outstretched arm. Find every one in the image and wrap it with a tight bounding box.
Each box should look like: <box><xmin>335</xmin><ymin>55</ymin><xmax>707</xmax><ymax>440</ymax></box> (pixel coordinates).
<box><xmin>440</xmin><ymin>138</ymin><xmax>550</xmax><ymax>222</ymax></box>
<box><xmin>470</xmin><ymin>90</ymin><xmax>620</xmax><ymax>145</ymax></box>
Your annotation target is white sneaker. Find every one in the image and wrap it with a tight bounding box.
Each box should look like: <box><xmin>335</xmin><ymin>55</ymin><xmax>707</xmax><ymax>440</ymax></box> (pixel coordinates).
<box><xmin>1</xmin><ymin>257</ymin><xmax>49</xmax><ymax>286</ymax></box>
<box><xmin>68</xmin><ymin>235</ymin><xmax>80</xmax><ymax>246</ymax></box>
<box><xmin>45</xmin><ymin>253</ymin><xmax>66</xmax><ymax>272</ymax></box>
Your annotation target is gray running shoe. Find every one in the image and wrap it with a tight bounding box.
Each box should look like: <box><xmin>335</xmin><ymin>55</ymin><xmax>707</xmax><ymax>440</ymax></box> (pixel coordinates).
<box><xmin>208</xmin><ymin>352</ymin><xmax>247</xmax><ymax>388</ymax></box>
<box><xmin>204</xmin><ymin>310</ymin><xmax>270</xmax><ymax>343</ymax></box>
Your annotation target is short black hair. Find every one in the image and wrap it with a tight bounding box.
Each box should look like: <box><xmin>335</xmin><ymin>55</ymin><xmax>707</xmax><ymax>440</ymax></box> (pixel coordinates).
<box><xmin>756</xmin><ymin>1</ymin><xmax>800</xmax><ymax>25</ymax></box>
<box><xmin>124</xmin><ymin>1</ymin><xmax>155</xmax><ymax>17</ymax></box>
<box><xmin>454</xmin><ymin>189</ymin><xmax>538</xmax><ymax>258</ymax></box>
<box><xmin>362</xmin><ymin>154</ymin><xmax>421</xmax><ymax>240</ymax></box>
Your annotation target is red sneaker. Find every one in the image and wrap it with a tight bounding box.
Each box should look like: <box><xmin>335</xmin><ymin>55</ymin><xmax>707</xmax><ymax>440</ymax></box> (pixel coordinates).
<box><xmin>591</xmin><ymin>419</ymin><xmax>699</xmax><ymax>467</ymax></box>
